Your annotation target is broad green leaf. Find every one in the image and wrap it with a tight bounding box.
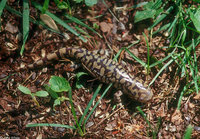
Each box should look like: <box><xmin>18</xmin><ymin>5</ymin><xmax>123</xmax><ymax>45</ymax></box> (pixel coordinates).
<box><xmin>35</xmin><ymin>91</ymin><xmax>49</xmax><ymax>97</ymax></box>
<box><xmin>148</xmin><ymin>6</ymin><xmax>174</xmax><ymax>30</ymax></box>
<box><xmin>189</xmin><ymin>8</ymin><xmax>200</xmax><ymax>32</ymax></box>
<box><xmin>143</xmin><ymin>1</ymin><xmax>154</xmax><ymax>9</ymax></box>
<box><xmin>18</xmin><ymin>85</ymin><xmax>31</xmax><ymax>95</ymax></box>
<box><xmin>44</xmin><ymin>84</ymin><xmax>59</xmax><ymax>99</ymax></box>
<box><xmin>151</xmin><ymin>0</ymin><xmax>162</xmax><ymax>10</ymax></box>
<box><xmin>134</xmin><ymin>9</ymin><xmax>156</xmax><ymax>23</ymax></box>
<box><xmin>49</xmin><ymin>76</ymin><xmax>70</xmax><ymax>92</ymax></box>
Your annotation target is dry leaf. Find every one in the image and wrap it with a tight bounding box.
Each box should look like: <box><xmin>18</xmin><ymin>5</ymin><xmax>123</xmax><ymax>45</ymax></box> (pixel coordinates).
<box><xmin>40</xmin><ymin>14</ymin><xmax>59</xmax><ymax>31</ymax></box>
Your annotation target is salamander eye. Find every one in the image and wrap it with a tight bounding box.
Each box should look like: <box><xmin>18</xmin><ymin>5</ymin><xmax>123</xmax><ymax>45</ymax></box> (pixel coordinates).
<box><xmin>135</xmin><ymin>82</ymin><xmax>146</xmax><ymax>90</ymax></box>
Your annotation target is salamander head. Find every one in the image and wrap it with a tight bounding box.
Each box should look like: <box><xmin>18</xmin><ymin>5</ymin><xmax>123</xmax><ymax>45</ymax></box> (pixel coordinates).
<box><xmin>127</xmin><ymin>81</ymin><xmax>153</xmax><ymax>103</ymax></box>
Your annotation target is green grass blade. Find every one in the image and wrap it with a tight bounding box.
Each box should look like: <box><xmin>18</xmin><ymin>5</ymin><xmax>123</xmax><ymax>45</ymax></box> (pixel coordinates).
<box><xmin>136</xmin><ymin>106</ymin><xmax>151</xmax><ymax>129</ymax></box>
<box><xmin>0</xmin><ymin>0</ymin><xmax>6</xmax><ymax>15</ymax></box>
<box><xmin>68</xmin><ymin>86</ymin><xmax>84</xmax><ymax>136</ymax></box>
<box><xmin>78</xmin><ymin>84</ymin><xmax>102</xmax><ymax>126</ymax></box>
<box><xmin>26</xmin><ymin>123</ymin><xmax>76</xmax><ymax>129</ymax></box>
<box><xmin>125</xmin><ymin>48</ymin><xmax>147</xmax><ymax>67</ymax></box>
<box><xmin>143</xmin><ymin>32</ymin><xmax>150</xmax><ymax>74</ymax></box>
<box><xmin>20</xmin><ymin>0</ymin><xmax>29</xmax><ymax>55</ymax></box>
<box><xmin>150</xmin><ymin>50</ymin><xmax>184</xmax><ymax>86</ymax></box>
<box><xmin>152</xmin><ymin>23</ymin><xmax>171</xmax><ymax>35</ymax></box>
<box><xmin>113</xmin><ymin>48</ymin><xmax>124</xmax><ymax>61</ymax></box>
<box><xmin>42</xmin><ymin>0</ymin><xmax>49</xmax><ymax>14</ymax></box>
<box><xmin>136</xmin><ymin>106</ymin><xmax>156</xmax><ymax>138</ymax></box>
<box><xmin>32</xmin><ymin>1</ymin><xmax>87</xmax><ymax>42</ymax></box>
<box><xmin>75</xmin><ymin>26</ymin><xmax>91</xmax><ymax>38</ymax></box>
<box><xmin>128</xmin><ymin>2</ymin><xmax>148</xmax><ymax>9</ymax></box>
<box><xmin>65</xmin><ymin>14</ymin><xmax>102</xmax><ymax>38</ymax></box>
<box><xmin>149</xmin><ymin>47</ymin><xmax>177</xmax><ymax>68</ymax></box>
<box><xmin>188</xmin><ymin>60</ymin><xmax>198</xmax><ymax>95</ymax></box>
<box><xmin>149</xmin><ymin>58</ymin><xmax>174</xmax><ymax>86</ymax></box>
<box><xmin>167</xmin><ymin>16</ymin><xmax>178</xmax><ymax>36</ymax></box>
<box><xmin>83</xmin><ymin>83</ymin><xmax>113</xmax><ymax>127</ymax></box>
<box><xmin>192</xmin><ymin>39</ymin><xmax>199</xmax><ymax>94</ymax></box>
<box><xmin>113</xmin><ymin>42</ymin><xmax>139</xmax><ymax>62</ymax></box>
<box><xmin>183</xmin><ymin>125</ymin><xmax>193</xmax><ymax>139</ymax></box>
<box><xmin>0</xmin><ymin>0</ymin><xmax>7</xmax><ymax>31</ymax></box>
<box><xmin>5</xmin><ymin>5</ymin><xmax>61</xmax><ymax>35</ymax></box>
<box><xmin>177</xmin><ymin>81</ymin><xmax>193</xmax><ymax>110</ymax></box>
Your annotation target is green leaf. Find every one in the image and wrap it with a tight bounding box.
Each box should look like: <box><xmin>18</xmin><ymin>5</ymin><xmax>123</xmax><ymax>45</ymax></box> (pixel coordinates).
<box><xmin>18</xmin><ymin>85</ymin><xmax>31</xmax><ymax>95</ymax></box>
<box><xmin>148</xmin><ymin>6</ymin><xmax>174</xmax><ymax>30</ymax></box>
<box><xmin>49</xmin><ymin>76</ymin><xmax>70</xmax><ymax>92</ymax></box>
<box><xmin>0</xmin><ymin>0</ymin><xmax>7</xmax><ymax>31</ymax></box>
<box><xmin>40</xmin><ymin>14</ymin><xmax>59</xmax><ymax>31</ymax></box>
<box><xmin>189</xmin><ymin>8</ymin><xmax>200</xmax><ymax>32</ymax></box>
<box><xmin>53</xmin><ymin>98</ymin><xmax>61</xmax><ymax>108</ymax></box>
<box><xmin>151</xmin><ymin>0</ymin><xmax>162</xmax><ymax>10</ymax></box>
<box><xmin>85</xmin><ymin>0</ymin><xmax>97</xmax><ymax>7</ymax></box>
<box><xmin>53</xmin><ymin>96</ymin><xmax>69</xmax><ymax>109</ymax></box>
<box><xmin>134</xmin><ymin>9</ymin><xmax>156</xmax><ymax>23</ymax></box>
<box><xmin>21</xmin><ymin>0</ymin><xmax>29</xmax><ymax>55</ymax></box>
<box><xmin>75</xmin><ymin>72</ymin><xmax>88</xmax><ymax>89</ymax></box>
<box><xmin>35</xmin><ymin>91</ymin><xmax>49</xmax><ymax>97</ymax></box>
<box><xmin>143</xmin><ymin>1</ymin><xmax>154</xmax><ymax>9</ymax></box>
<box><xmin>44</xmin><ymin>84</ymin><xmax>59</xmax><ymax>99</ymax></box>
<box><xmin>57</xmin><ymin>1</ymin><xmax>69</xmax><ymax>9</ymax></box>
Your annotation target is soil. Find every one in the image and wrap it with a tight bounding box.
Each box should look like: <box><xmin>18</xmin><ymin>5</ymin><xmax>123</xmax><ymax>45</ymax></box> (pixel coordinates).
<box><xmin>0</xmin><ymin>0</ymin><xmax>199</xmax><ymax>138</ymax></box>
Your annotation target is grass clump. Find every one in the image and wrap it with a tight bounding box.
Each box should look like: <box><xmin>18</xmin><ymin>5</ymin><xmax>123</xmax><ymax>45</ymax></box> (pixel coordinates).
<box><xmin>132</xmin><ymin>0</ymin><xmax>200</xmax><ymax>108</ymax></box>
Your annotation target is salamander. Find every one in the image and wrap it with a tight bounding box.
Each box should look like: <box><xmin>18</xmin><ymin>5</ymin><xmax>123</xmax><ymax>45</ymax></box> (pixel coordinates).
<box><xmin>26</xmin><ymin>47</ymin><xmax>153</xmax><ymax>102</ymax></box>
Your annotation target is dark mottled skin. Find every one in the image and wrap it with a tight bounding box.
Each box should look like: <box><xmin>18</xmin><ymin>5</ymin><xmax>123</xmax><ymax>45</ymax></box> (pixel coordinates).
<box><xmin>27</xmin><ymin>47</ymin><xmax>153</xmax><ymax>102</ymax></box>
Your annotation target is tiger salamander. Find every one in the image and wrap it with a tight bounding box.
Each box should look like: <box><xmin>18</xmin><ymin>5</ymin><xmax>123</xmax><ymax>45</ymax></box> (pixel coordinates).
<box><xmin>26</xmin><ymin>47</ymin><xmax>153</xmax><ymax>102</ymax></box>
